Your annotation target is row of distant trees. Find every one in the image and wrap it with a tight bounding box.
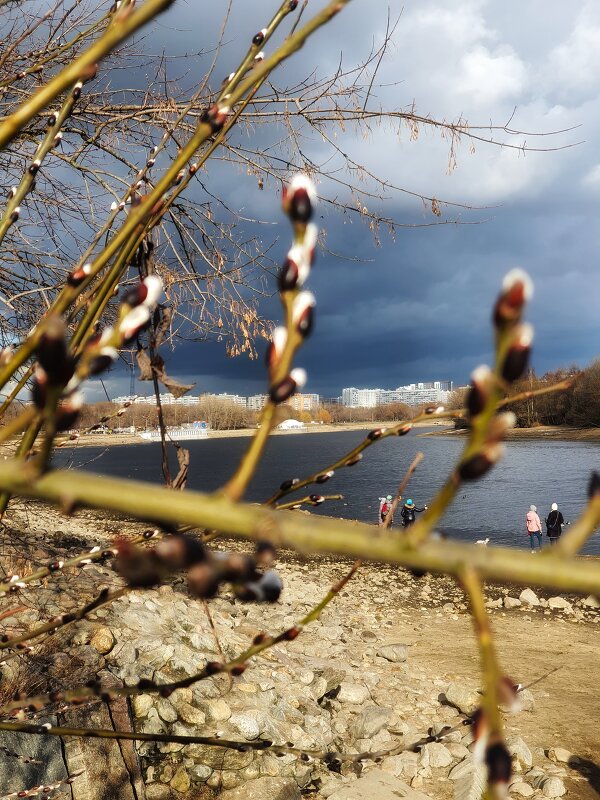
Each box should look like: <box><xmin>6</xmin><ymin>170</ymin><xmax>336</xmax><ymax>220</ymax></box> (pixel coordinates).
<box><xmin>51</xmin><ymin>396</ymin><xmax>416</xmax><ymax>432</ymax></box>
<box><xmin>448</xmin><ymin>361</ymin><xmax>600</xmax><ymax>428</ymax></box>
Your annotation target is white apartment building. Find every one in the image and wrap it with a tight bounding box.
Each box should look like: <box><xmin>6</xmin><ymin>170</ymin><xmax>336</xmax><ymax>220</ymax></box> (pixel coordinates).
<box><xmin>342</xmin><ymin>388</ymin><xmax>381</xmax><ymax>408</ymax></box>
<box><xmin>247</xmin><ymin>394</ymin><xmax>268</xmax><ymax>412</ymax></box>
<box><xmin>200</xmin><ymin>392</ymin><xmax>247</xmax><ymax>407</ymax></box>
<box><xmin>112</xmin><ymin>393</ymin><xmax>197</xmax><ymax>406</ymax></box>
<box><xmin>342</xmin><ymin>381</ymin><xmax>453</xmax><ymax>408</ymax></box>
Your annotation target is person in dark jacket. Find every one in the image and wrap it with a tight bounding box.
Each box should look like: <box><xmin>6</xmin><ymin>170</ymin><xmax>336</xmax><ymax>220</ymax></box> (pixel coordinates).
<box><xmin>400</xmin><ymin>498</ymin><xmax>427</xmax><ymax>528</ymax></box>
<box><xmin>545</xmin><ymin>503</ymin><xmax>565</xmax><ymax>545</ymax></box>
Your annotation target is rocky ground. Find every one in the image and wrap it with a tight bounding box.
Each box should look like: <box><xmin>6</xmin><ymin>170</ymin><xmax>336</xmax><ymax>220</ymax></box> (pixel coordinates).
<box><xmin>0</xmin><ymin>501</ymin><xmax>598</xmax><ymax>800</ymax></box>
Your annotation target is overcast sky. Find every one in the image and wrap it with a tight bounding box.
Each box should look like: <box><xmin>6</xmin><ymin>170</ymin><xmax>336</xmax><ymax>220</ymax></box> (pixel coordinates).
<box><xmin>93</xmin><ymin>0</ymin><xmax>600</xmax><ymax>401</ymax></box>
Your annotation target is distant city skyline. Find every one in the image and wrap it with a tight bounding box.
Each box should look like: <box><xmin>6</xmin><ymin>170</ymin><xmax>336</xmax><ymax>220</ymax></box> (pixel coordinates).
<box><xmin>110</xmin><ymin>379</ymin><xmax>454</xmax><ymax>409</ymax></box>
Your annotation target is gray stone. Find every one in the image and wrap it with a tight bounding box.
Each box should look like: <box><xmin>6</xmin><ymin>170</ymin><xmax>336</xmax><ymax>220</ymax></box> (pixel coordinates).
<box><xmin>382</xmin><ymin>752</ymin><xmax>419</xmax><ymax>779</ymax></box>
<box><xmin>446</xmin><ymin>743</ymin><xmax>470</xmax><ymax>760</ymax></box>
<box><xmin>202</xmin><ymin>697</ymin><xmax>232</xmax><ymax>721</ymax></box>
<box><xmin>156</xmin><ymin>699</ymin><xmax>178</xmax><ymax>723</ymax></box>
<box><xmin>519</xmin><ymin>588</ymin><xmax>540</xmax><ymax>606</ymax></box>
<box><xmin>308</xmin><ymin>677</ymin><xmax>328</xmax><ymax>701</ymax></box>
<box><xmin>444</xmin><ymin>682</ymin><xmax>480</xmax><ymax>715</ymax></box>
<box><xmin>485</xmin><ymin>598</ymin><xmax>503</xmax><ymax>609</ymax></box>
<box><xmin>320</xmin><ymin>776</ymin><xmax>347</xmax><ymax>798</ymax></box>
<box><xmin>338</xmin><ymin>682</ymin><xmax>370</xmax><ymax>704</ymax></box>
<box><xmin>517</xmin><ymin>688</ymin><xmax>535</xmax><ymax>712</ymax></box>
<box><xmin>506</xmin><ymin>735</ymin><xmax>533</xmax><ymax>769</ymax></box>
<box><xmin>170</xmin><ymin>765</ymin><xmax>190</xmax><ymax>793</ymax></box>
<box><xmin>377</xmin><ymin>643</ymin><xmax>409</xmax><ymax>663</ymax></box>
<box><xmin>185</xmin><ymin>743</ymin><xmax>254</xmax><ymax>770</ymax></box>
<box><xmin>448</xmin><ymin>756</ymin><xmax>476</xmax><ymax>781</ymax></box>
<box><xmin>525</xmin><ymin>767</ymin><xmax>546</xmax><ymax>788</ymax></box>
<box><xmin>504</xmin><ymin>596</ymin><xmax>522</xmax><ymax>609</ymax></box>
<box><xmin>230</xmin><ymin>711</ymin><xmax>262</xmax><ymax>740</ymax></box>
<box><xmin>318</xmin><ymin>667</ymin><xmax>346</xmax><ymax>694</ymax></box>
<box><xmin>548</xmin><ymin>596</ymin><xmax>573</xmax><ymax>611</ymax></box>
<box><xmin>511</xmin><ymin>781</ymin><xmax>534</xmax><ymax>796</ymax></box>
<box><xmin>352</xmin><ymin>706</ymin><xmax>392</xmax><ymax>738</ymax></box>
<box><xmin>145</xmin><ymin>785</ymin><xmax>172</xmax><ymax>800</ymax></box>
<box><xmin>547</xmin><ymin>747</ymin><xmax>572</xmax><ymax>764</ymax></box>
<box><xmin>327</xmin><ymin>770</ymin><xmax>433</xmax><ymax>800</ymax></box>
<box><xmin>421</xmin><ymin>743</ymin><xmax>453</xmax><ymax>768</ymax></box>
<box><xmin>131</xmin><ymin>694</ymin><xmax>154</xmax><ymax>719</ymax></box>
<box><xmin>175</xmin><ymin>701</ymin><xmax>205</xmax><ymax>726</ymax></box>
<box><xmin>582</xmin><ymin>594</ymin><xmax>600</xmax><ymax>608</ymax></box>
<box><xmin>541</xmin><ymin>777</ymin><xmax>567</xmax><ymax>797</ymax></box>
<box><xmin>219</xmin><ymin>776</ymin><xmax>301</xmax><ymax>800</ymax></box>
<box><xmin>190</xmin><ymin>763</ymin><xmax>212</xmax><ymax>782</ymax></box>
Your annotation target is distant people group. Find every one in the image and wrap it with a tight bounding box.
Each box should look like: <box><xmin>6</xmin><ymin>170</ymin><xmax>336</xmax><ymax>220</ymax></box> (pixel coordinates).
<box><xmin>376</xmin><ymin>492</ymin><xmax>566</xmax><ymax>548</ymax></box>
<box><xmin>378</xmin><ymin>495</ymin><xmax>428</xmax><ymax>528</ymax></box>
<box><xmin>526</xmin><ymin>502</ymin><xmax>567</xmax><ymax>551</ymax></box>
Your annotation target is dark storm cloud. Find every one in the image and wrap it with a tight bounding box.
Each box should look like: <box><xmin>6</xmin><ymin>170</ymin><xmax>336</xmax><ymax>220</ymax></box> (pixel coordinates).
<box><xmin>85</xmin><ymin>1</ymin><xmax>600</xmax><ymax>400</ymax></box>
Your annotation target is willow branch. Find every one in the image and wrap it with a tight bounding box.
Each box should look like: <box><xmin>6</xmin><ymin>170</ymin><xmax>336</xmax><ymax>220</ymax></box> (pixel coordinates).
<box><xmin>0</xmin><ymin>0</ymin><xmax>175</xmax><ymax>150</ymax></box>
<box><xmin>0</xmin><ymin>461</ymin><xmax>599</xmax><ymax>594</ymax></box>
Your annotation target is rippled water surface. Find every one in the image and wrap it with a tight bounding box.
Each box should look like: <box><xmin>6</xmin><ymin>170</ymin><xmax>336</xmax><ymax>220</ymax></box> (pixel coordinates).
<box><xmin>54</xmin><ymin>428</ymin><xmax>600</xmax><ymax>554</ymax></box>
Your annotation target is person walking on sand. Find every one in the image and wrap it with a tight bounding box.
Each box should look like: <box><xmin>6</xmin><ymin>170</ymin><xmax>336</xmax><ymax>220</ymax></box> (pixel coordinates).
<box><xmin>525</xmin><ymin>504</ymin><xmax>543</xmax><ymax>552</ymax></box>
<box><xmin>378</xmin><ymin>494</ymin><xmax>393</xmax><ymax>526</ymax></box>
<box><xmin>545</xmin><ymin>502</ymin><xmax>565</xmax><ymax>546</ymax></box>
<box><xmin>400</xmin><ymin>498</ymin><xmax>427</xmax><ymax>528</ymax></box>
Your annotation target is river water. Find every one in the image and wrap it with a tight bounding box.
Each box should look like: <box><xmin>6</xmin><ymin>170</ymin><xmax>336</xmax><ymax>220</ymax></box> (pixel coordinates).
<box><xmin>54</xmin><ymin>428</ymin><xmax>600</xmax><ymax>555</ymax></box>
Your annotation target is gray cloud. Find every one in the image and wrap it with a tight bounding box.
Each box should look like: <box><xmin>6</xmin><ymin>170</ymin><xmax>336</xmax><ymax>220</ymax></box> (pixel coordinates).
<box><xmin>86</xmin><ymin>1</ymin><xmax>600</xmax><ymax>401</ymax></box>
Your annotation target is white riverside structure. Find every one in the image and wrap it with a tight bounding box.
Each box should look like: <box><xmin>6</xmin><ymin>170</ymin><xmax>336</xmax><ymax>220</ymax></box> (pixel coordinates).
<box><xmin>139</xmin><ymin>426</ymin><xmax>208</xmax><ymax>442</ymax></box>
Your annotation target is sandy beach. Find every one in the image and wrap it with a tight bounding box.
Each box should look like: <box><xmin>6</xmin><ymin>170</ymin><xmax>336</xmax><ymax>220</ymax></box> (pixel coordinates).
<box><xmin>54</xmin><ymin>420</ymin><xmax>452</xmax><ymax>449</ymax></box>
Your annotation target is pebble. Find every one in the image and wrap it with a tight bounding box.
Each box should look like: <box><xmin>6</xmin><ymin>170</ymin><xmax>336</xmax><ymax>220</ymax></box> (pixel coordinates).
<box><xmin>89</xmin><ymin>625</ymin><xmax>115</xmax><ymax>654</ymax></box>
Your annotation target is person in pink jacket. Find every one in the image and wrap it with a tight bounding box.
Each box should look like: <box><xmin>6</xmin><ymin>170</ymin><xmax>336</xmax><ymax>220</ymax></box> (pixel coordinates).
<box><xmin>526</xmin><ymin>505</ymin><xmax>543</xmax><ymax>552</ymax></box>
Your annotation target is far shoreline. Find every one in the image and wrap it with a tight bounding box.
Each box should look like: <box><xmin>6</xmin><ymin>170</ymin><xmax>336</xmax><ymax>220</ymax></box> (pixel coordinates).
<box><xmin>51</xmin><ymin>421</ymin><xmax>600</xmax><ymax>448</ymax></box>
<box><xmin>53</xmin><ymin>420</ymin><xmax>448</xmax><ymax>449</ymax></box>
<box><xmin>422</xmin><ymin>424</ymin><xmax>600</xmax><ymax>443</ymax></box>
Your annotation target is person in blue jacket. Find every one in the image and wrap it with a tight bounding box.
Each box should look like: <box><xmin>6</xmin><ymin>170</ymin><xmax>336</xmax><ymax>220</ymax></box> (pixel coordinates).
<box><xmin>400</xmin><ymin>498</ymin><xmax>427</xmax><ymax>528</ymax></box>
